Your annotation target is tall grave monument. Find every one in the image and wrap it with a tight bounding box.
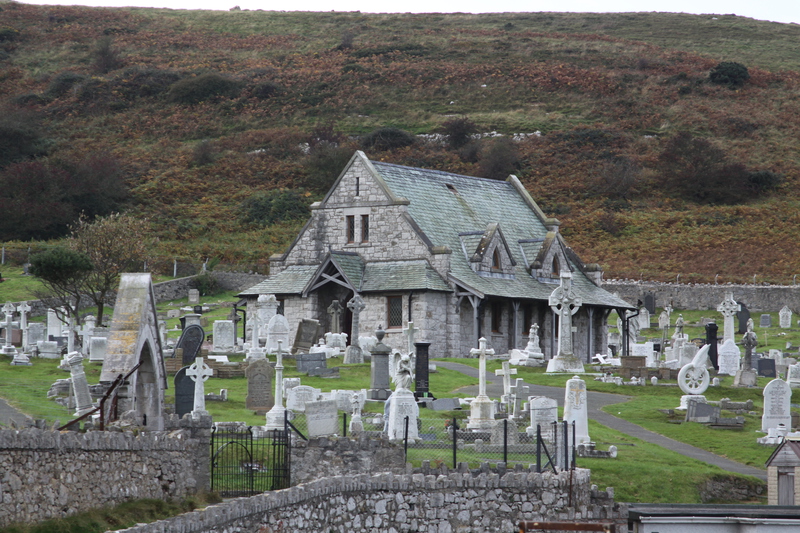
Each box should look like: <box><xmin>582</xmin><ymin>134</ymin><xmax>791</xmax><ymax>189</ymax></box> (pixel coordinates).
<box><xmin>467</xmin><ymin>337</ymin><xmax>496</xmax><ymax>430</ymax></box>
<box><xmin>343</xmin><ymin>294</ymin><xmax>365</xmax><ymax>364</ymax></box>
<box><xmin>546</xmin><ymin>272</ymin><xmax>585</xmax><ymax>373</ymax></box>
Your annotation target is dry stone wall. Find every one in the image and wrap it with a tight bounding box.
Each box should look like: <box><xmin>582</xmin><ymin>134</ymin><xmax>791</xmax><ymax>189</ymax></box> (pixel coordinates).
<box><xmin>113</xmin><ymin>468</ymin><xmax>625</xmax><ymax>533</ymax></box>
<box><xmin>291</xmin><ymin>435</ymin><xmax>407</xmax><ymax>485</ymax></box>
<box><xmin>603</xmin><ymin>280</ymin><xmax>800</xmax><ymax>313</ymax></box>
<box><xmin>0</xmin><ymin>417</ymin><xmax>211</xmax><ymax>528</ymax></box>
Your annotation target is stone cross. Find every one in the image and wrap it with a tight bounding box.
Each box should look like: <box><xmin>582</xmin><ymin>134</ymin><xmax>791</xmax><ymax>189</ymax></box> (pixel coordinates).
<box><xmin>470</xmin><ymin>337</ymin><xmax>495</xmax><ymax>397</ymax></box>
<box><xmin>16</xmin><ymin>301</ymin><xmax>30</xmax><ymax>350</ymax></box>
<box><xmin>186</xmin><ymin>357</ymin><xmax>213</xmax><ymax>418</ymax></box>
<box><xmin>347</xmin><ymin>294</ymin><xmax>366</xmax><ymax>345</ymax></box>
<box><xmin>716</xmin><ymin>292</ymin><xmax>740</xmax><ymax>344</ymax></box>
<box><xmin>495</xmin><ymin>361</ymin><xmax>518</xmax><ymax>404</ymax></box>
<box><xmin>403</xmin><ymin>321</ymin><xmax>419</xmax><ymax>355</ymax></box>
<box><xmin>67</xmin><ymin>315</ymin><xmax>76</xmax><ymax>354</ymax></box>
<box><xmin>327</xmin><ymin>300</ymin><xmax>343</xmax><ymax>334</ymax></box>
<box><xmin>77</xmin><ymin>315</ymin><xmax>96</xmax><ymax>356</ymax></box>
<box><xmin>549</xmin><ymin>272</ymin><xmax>581</xmax><ymax>357</ymax></box>
<box><xmin>1</xmin><ymin>302</ymin><xmax>15</xmax><ymax>355</ymax></box>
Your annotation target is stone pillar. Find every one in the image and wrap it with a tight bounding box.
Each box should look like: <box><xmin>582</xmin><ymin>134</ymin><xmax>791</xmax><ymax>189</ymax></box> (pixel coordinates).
<box><xmin>367</xmin><ymin>327</ymin><xmax>392</xmax><ymax>400</ymax></box>
<box><xmin>265</xmin><ymin>341</ymin><xmax>287</xmax><ymax>430</ymax></box>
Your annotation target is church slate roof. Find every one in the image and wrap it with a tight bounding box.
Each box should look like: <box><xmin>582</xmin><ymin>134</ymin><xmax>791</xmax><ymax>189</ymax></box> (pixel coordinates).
<box><xmin>371</xmin><ymin>161</ymin><xmax>631</xmax><ymax>309</ymax></box>
<box><xmin>360</xmin><ymin>260</ymin><xmax>451</xmax><ymax>293</ymax></box>
<box><xmin>239</xmin><ymin>265</ymin><xmax>318</xmax><ymax>296</ymax></box>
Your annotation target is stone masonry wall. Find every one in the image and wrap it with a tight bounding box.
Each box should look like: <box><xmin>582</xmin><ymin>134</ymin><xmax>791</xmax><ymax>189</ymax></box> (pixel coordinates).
<box><xmin>114</xmin><ymin>468</ymin><xmax>625</xmax><ymax>533</ymax></box>
<box><xmin>0</xmin><ymin>417</ymin><xmax>211</xmax><ymax>528</ymax></box>
<box><xmin>603</xmin><ymin>280</ymin><xmax>800</xmax><ymax>313</ymax></box>
<box><xmin>290</xmin><ymin>435</ymin><xmax>407</xmax><ymax>485</ymax></box>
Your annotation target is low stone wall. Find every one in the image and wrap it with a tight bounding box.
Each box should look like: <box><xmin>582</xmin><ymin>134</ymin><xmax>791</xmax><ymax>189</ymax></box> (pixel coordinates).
<box><xmin>603</xmin><ymin>280</ymin><xmax>800</xmax><ymax>313</ymax></box>
<box><xmin>0</xmin><ymin>417</ymin><xmax>211</xmax><ymax>528</ymax></box>
<box><xmin>211</xmin><ymin>271</ymin><xmax>267</xmax><ymax>293</ymax></box>
<box><xmin>113</xmin><ymin>468</ymin><xmax>625</xmax><ymax>533</ymax></box>
<box><xmin>291</xmin><ymin>435</ymin><xmax>407</xmax><ymax>485</ymax></box>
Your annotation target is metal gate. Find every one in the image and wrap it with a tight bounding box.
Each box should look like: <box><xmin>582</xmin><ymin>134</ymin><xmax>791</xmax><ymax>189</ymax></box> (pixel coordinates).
<box><xmin>210</xmin><ymin>425</ymin><xmax>290</xmax><ymax>497</ymax></box>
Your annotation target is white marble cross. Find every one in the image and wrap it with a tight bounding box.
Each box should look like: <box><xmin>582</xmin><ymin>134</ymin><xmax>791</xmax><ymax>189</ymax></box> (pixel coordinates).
<box><xmin>549</xmin><ymin>272</ymin><xmax>582</xmax><ymax>357</ymax></box>
<box><xmin>470</xmin><ymin>337</ymin><xmax>495</xmax><ymax>397</ymax></box>
<box><xmin>16</xmin><ymin>301</ymin><xmax>30</xmax><ymax>350</ymax></box>
<box><xmin>403</xmin><ymin>321</ymin><xmax>419</xmax><ymax>355</ymax></box>
<box><xmin>187</xmin><ymin>357</ymin><xmax>213</xmax><ymax>417</ymax></box>
<box><xmin>2</xmin><ymin>302</ymin><xmax>15</xmax><ymax>353</ymax></box>
<box><xmin>716</xmin><ymin>292</ymin><xmax>740</xmax><ymax>344</ymax></box>
<box><xmin>495</xmin><ymin>361</ymin><xmax>518</xmax><ymax>397</ymax></box>
<box><xmin>347</xmin><ymin>295</ymin><xmax>366</xmax><ymax>346</ymax></box>
<box><xmin>265</xmin><ymin>340</ymin><xmax>287</xmax><ymax>429</ymax></box>
<box><xmin>76</xmin><ymin>315</ymin><xmax>96</xmax><ymax>356</ymax></box>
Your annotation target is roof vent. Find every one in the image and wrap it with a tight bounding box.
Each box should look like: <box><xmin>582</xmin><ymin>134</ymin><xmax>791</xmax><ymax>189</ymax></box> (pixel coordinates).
<box><xmin>446</xmin><ymin>183</ymin><xmax>458</xmax><ymax>194</ymax></box>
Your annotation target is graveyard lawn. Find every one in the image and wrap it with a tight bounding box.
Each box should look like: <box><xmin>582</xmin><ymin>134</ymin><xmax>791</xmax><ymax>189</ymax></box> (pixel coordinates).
<box><xmin>0</xmin><ymin>269</ymin><xmax>46</xmax><ymax>305</ymax></box>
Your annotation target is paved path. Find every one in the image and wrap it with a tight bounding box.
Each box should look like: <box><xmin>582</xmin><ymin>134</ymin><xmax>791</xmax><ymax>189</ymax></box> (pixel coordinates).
<box><xmin>437</xmin><ymin>361</ymin><xmax>767</xmax><ymax>481</ymax></box>
<box><xmin>0</xmin><ymin>397</ymin><xmax>32</xmax><ymax>427</ymax></box>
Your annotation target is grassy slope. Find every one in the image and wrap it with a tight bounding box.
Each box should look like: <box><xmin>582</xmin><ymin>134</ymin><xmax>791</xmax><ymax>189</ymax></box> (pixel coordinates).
<box><xmin>1</xmin><ymin>6</ymin><xmax>800</xmax><ymax>281</ymax></box>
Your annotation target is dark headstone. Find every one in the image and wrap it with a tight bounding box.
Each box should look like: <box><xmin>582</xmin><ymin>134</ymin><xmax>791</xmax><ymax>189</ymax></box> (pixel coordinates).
<box><xmin>685</xmin><ymin>400</ymin><xmax>720</xmax><ymax>424</ymax></box>
<box><xmin>292</xmin><ymin>318</ymin><xmax>321</xmax><ymax>355</ymax></box>
<box><xmin>431</xmin><ymin>398</ymin><xmax>462</xmax><ymax>411</ymax></box>
<box><xmin>705</xmin><ymin>322</ymin><xmax>719</xmax><ymax>371</ymax></box>
<box><xmin>174</xmin><ymin>367</ymin><xmax>195</xmax><ymax>418</ymax></box>
<box><xmin>296</xmin><ymin>352</ymin><xmax>327</xmax><ymax>374</ymax></box>
<box><xmin>644</xmin><ymin>293</ymin><xmax>656</xmax><ymax>315</ymax></box>
<box><xmin>175</xmin><ymin>324</ymin><xmax>205</xmax><ymax>365</ymax></box>
<box><xmin>758</xmin><ymin>358</ymin><xmax>777</xmax><ymax>378</ymax></box>
<box><xmin>245</xmin><ymin>359</ymin><xmax>274</xmax><ymax>414</ymax></box>
<box><xmin>737</xmin><ymin>303</ymin><xmax>750</xmax><ymax>334</ymax></box>
<box><xmin>414</xmin><ymin>342</ymin><xmax>432</xmax><ymax>399</ymax></box>
<box><xmin>760</xmin><ymin>314</ymin><xmax>772</xmax><ymax>328</ymax></box>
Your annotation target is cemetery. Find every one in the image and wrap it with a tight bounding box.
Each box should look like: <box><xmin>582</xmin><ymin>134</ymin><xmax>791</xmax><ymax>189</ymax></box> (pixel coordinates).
<box><xmin>2</xmin><ymin>266</ymin><xmax>800</xmax><ymax>531</ymax></box>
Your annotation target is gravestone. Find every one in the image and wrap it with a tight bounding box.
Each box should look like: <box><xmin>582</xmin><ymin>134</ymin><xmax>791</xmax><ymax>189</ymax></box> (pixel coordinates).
<box><xmin>66</xmin><ymin>352</ymin><xmax>94</xmax><ymax>416</ymax></box>
<box><xmin>467</xmin><ymin>337</ymin><xmax>496</xmax><ymax>430</ymax></box>
<box><xmin>367</xmin><ymin>328</ymin><xmax>392</xmax><ymax>401</ymax></box>
<box><xmin>183</xmin><ymin>314</ymin><xmax>201</xmax><ymax>329</ymax></box>
<box><xmin>432</xmin><ymin>398</ymin><xmax>461</xmax><ymax>411</ymax></box>
<box><xmin>760</xmin><ymin>314</ymin><xmax>772</xmax><ymax>328</ymax></box>
<box><xmin>296</xmin><ymin>352</ymin><xmax>326</xmax><ymax>374</ymax></box>
<box><xmin>256</xmin><ymin>294</ymin><xmax>279</xmax><ymax>346</ymax></box>
<box><xmin>89</xmin><ymin>337</ymin><xmax>108</xmax><ymax>362</ymax></box>
<box><xmin>638</xmin><ymin>307</ymin><xmax>650</xmax><ymax>331</ymax></box>
<box><xmin>188</xmin><ymin>289</ymin><xmax>200</xmax><ymax>305</ymax></box>
<box><xmin>305</xmin><ymin>399</ymin><xmax>339</xmax><ymax>437</ymax></box>
<box><xmin>37</xmin><ymin>340</ymin><xmax>60</xmax><ymax>359</ymax></box>
<box><xmin>212</xmin><ymin>320</ymin><xmax>235</xmax><ymax>353</ymax></box>
<box><xmin>175</xmin><ymin>324</ymin><xmax>206</xmax><ymax>365</ymax></box>
<box><xmin>762</xmin><ymin>378</ymin><xmax>792</xmax><ymax>433</ymax></box>
<box><xmin>644</xmin><ymin>293</ymin><xmax>656</xmax><ymax>315</ymax></box>
<box><xmin>332</xmin><ymin>389</ymin><xmax>366</xmax><ymax>413</ymax></box>
<box><xmin>546</xmin><ymin>272</ymin><xmax>585</xmax><ymax>373</ymax></box>
<box><xmin>717</xmin><ymin>293</ymin><xmax>740</xmax><ymax>344</ymax></box>
<box><xmin>282</xmin><ymin>377</ymin><xmax>301</xmax><ymax>397</ymax></box>
<box><xmin>343</xmin><ymin>295</ymin><xmax>366</xmax><ymax>364</ymax></box>
<box><xmin>27</xmin><ymin>322</ymin><xmax>45</xmax><ymax>347</ymax></box>
<box><xmin>265</xmin><ymin>314</ymin><xmax>290</xmax><ymax>354</ymax></box>
<box><xmin>705</xmin><ymin>322</ymin><xmax>719</xmax><ymax>371</ymax></box>
<box><xmin>787</xmin><ymin>363</ymin><xmax>800</xmax><ymax>389</ymax></box>
<box><xmin>327</xmin><ymin>300</ymin><xmax>343</xmax><ymax>334</ymax></box>
<box><xmin>686</xmin><ymin>399</ymin><xmax>721</xmax><ymax>424</ymax></box>
<box><xmin>292</xmin><ymin>319</ymin><xmax>321</xmax><ymax>355</ymax></box>
<box><xmin>526</xmin><ymin>396</ymin><xmax>558</xmax><ymax>437</ymax></box>
<box><xmin>758</xmin><ymin>358</ymin><xmax>777</xmax><ymax>378</ymax></box>
<box><xmin>46</xmin><ymin>309</ymin><xmax>62</xmax><ymax>340</ymax></box>
<box><xmin>717</xmin><ymin>339</ymin><xmax>741</xmax><ymax>376</ymax></box>
<box><xmin>187</xmin><ymin>357</ymin><xmax>213</xmax><ymax>418</ymax></box>
<box><xmin>286</xmin><ymin>385</ymin><xmax>320</xmax><ymax>412</ymax></box>
<box><xmin>17</xmin><ymin>301</ymin><xmax>30</xmax><ymax>351</ymax></box>
<box><xmin>174</xmin><ymin>367</ymin><xmax>195</xmax><ymax>418</ymax></box>
<box><xmin>563</xmin><ymin>375</ymin><xmax>590</xmax><ymax>444</ymax></box>
<box><xmin>414</xmin><ymin>342</ymin><xmax>431</xmax><ymax>399</ymax></box>
<box><xmin>780</xmin><ymin>306</ymin><xmax>793</xmax><ymax>329</ymax></box>
<box><xmin>737</xmin><ymin>303</ymin><xmax>751</xmax><ymax>334</ymax></box>
<box><xmin>386</xmin><ymin>357</ymin><xmax>419</xmax><ymax>441</ymax></box>
<box><xmin>245</xmin><ymin>359</ymin><xmax>275</xmax><ymax>414</ymax></box>
<box><xmin>167</xmin><ymin>309</ymin><xmax>180</xmax><ymax>319</ymax></box>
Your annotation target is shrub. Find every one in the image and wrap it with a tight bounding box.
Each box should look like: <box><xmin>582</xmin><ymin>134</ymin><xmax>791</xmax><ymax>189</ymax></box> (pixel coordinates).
<box><xmin>0</xmin><ymin>27</ymin><xmax>19</xmax><ymax>42</ymax></box>
<box><xmin>361</xmin><ymin>127</ymin><xmax>415</xmax><ymax>151</ymax></box>
<box><xmin>303</xmin><ymin>142</ymin><xmax>353</xmax><ymax>193</ymax></box>
<box><xmin>46</xmin><ymin>71</ymin><xmax>85</xmax><ymax>98</ymax></box>
<box><xmin>167</xmin><ymin>73</ymin><xmax>243</xmax><ymax>104</ymax></box>
<box><xmin>92</xmin><ymin>36</ymin><xmax>122</xmax><ymax>74</ymax></box>
<box><xmin>709</xmin><ymin>61</ymin><xmax>750</xmax><ymax>88</ymax></box>
<box><xmin>190</xmin><ymin>139</ymin><xmax>218</xmax><ymax>167</ymax></box>
<box><xmin>115</xmin><ymin>67</ymin><xmax>182</xmax><ymax>99</ymax></box>
<box><xmin>191</xmin><ymin>271</ymin><xmax>220</xmax><ymax>296</ymax></box>
<box><xmin>477</xmin><ymin>137</ymin><xmax>519</xmax><ymax>180</ymax></box>
<box><xmin>747</xmin><ymin>170</ymin><xmax>782</xmax><ymax>193</ymax></box>
<box><xmin>250</xmin><ymin>81</ymin><xmax>282</xmax><ymax>99</ymax></box>
<box><xmin>240</xmin><ymin>189</ymin><xmax>310</xmax><ymax>226</ymax></box>
<box><xmin>586</xmin><ymin>157</ymin><xmax>643</xmax><ymax>200</ymax></box>
<box><xmin>440</xmin><ymin>116</ymin><xmax>477</xmax><ymax>149</ymax></box>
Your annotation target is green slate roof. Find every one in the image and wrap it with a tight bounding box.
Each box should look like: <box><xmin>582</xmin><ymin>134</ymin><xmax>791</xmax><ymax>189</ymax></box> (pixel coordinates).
<box><xmin>371</xmin><ymin>161</ymin><xmax>632</xmax><ymax>309</ymax></box>
<box><xmin>238</xmin><ymin>265</ymin><xmax>318</xmax><ymax>296</ymax></box>
<box><xmin>361</xmin><ymin>260</ymin><xmax>451</xmax><ymax>293</ymax></box>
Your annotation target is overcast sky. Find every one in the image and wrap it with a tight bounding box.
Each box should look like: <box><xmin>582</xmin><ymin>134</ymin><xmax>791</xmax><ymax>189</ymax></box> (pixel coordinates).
<box><xmin>18</xmin><ymin>0</ymin><xmax>800</xmax><ymax>25</ymax></box>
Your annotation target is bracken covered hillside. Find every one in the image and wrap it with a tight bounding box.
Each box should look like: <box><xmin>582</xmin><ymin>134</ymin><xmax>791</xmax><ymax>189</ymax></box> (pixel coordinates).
<box><xmin>1</xmin><ymin>3</ymin><xmax>799</xmax><ymax>283</ymax></box>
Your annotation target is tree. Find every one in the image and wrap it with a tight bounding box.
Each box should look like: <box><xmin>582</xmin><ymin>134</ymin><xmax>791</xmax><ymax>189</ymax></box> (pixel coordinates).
<box><xmin>28</xmin><ymin>247</ymin><xmax>93</xmax><ymax>322</ymax></box>
<box><xmin>68</xmin><ymin>213</ymin><xmax>154</xmax><ymax>324</ymax></box>
<box><xmin>709</xmin><ymin>61</ymin><xmax>750</xmax><ymax>88</ymax></box>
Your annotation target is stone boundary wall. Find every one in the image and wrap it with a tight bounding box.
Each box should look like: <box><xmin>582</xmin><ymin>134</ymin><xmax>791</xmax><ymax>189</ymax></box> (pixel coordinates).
<box><xmin>210</xmin><ymin>271</ymin><xmax>268</xmax><ymax>293</ymax></box>
<box><xmin>0</xmin><ymin>418</ymin><xmax>211</xmax><ymax>528</ymax></box>
<box><xmin>603</xmin><ymin>280</ymin><xmax>800</xmax><ymax>313</ymax></box>
<box><xmin>290</xmin><ymin>435</ymin><xmax>407</xmax><ymax>485</ymax></box>
<box><xmin>113</xmin><ymin>468</ymin><xmax>625</xmax><ymax>533</ymax></box>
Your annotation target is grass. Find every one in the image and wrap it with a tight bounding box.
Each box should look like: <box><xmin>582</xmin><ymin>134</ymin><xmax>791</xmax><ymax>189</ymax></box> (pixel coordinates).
<box><xmin>0</xmin><ymin>269</ymin><xmax>45</xmax><ymax>303</ymax></box>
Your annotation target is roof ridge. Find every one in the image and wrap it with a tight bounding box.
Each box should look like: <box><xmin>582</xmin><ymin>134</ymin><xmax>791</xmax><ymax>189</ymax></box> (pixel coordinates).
<box><xmin>371</xmin><ymin>160</ymin><xmax>511</xmax><ymax>185</ymax></box>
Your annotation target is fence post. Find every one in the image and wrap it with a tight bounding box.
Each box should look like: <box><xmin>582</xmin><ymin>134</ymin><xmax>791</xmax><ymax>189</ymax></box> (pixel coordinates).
<box><xmin>572</xmin><ymin>420</ymin><xmax>576</xmax><ymax>470</ymax></box>
<box><xmin>536</xmin><ymin>424</ymin><xmax>541</xmax><ymax>473</ymax></box>
<box><xmin>403</xmin><ymin>416</ymin><xmax>409</xmax><ymax>460</ymax></box>
<box><xmin>452</xmin><ymin>418</ymin><xmax>459</xmax><ymax>469</ymax></box>
<box><xmin>343</xmin><ymin>412</ymin><xmax>348</xmax><ymax>437</ymax></box>
<box><xmin>563</xmin><ymin>420</ymin><xmax>569</xmax><ymax>471</ymax></box>
<box><xmin>503</xmin><ymin>418</ymin><xmax>508</xmax><ymax>464</ymax></box>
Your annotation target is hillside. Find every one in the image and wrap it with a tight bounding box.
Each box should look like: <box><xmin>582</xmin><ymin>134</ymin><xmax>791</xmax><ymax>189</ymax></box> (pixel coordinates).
<box><xmin>1</xmin><ymin>3</ymin><xmax>799</xmax><ymax>283</ymax></box>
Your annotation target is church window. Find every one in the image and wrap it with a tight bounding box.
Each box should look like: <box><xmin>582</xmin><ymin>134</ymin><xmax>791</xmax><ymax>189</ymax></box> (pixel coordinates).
<box><xmin>346</xmin><ymin>215</ymin><xmax>355</xmax><ymax>243</ymax></box>
<box><xmin>552</xmin><ymin>256</ymin><xmax>560</xmax><ymax>276</ymax></box>
<box><xmin>355</xmin><ymin>176</ymin><xmax>360</xmax><ymax>196</ymax></box>
<box><xmin>491</xmin><ymin>248</ymin><xmax>501</xmax><ymax>271</ymax></box>
<box><xmin>361</xmin><ymin>214</ymin><xmax>369</xmax><ymax>243</ymax></box>
<box><xmin>387</xmin><ymin>296</ymin><xmax>403</xmax><ymax>329</ymax></box>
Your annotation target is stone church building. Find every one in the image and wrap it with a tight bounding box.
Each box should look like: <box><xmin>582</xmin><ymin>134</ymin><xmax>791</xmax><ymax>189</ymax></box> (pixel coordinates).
<box><xmin>241</xmin><ymin>151</ymin><xmax>632</xmax><ymax>359</ymax></box>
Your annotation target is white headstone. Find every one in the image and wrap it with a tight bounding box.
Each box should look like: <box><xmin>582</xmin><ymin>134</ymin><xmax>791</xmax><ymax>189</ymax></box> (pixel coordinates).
<box><xmin>563</xmin><ymin>375</ymin><xmax>590</xmax><ymax>444</ymax></box>
<box><xmin>212</xmin><ymin>320</ymin><xmax>236</xmax><ymax>352</ymax></box>
<box><xmin>762</xmin><ymin>378</ymin><xmax>792</xmax><ymax>433</ymax></box>
<box><xmin>780</xmin><ymin>306</ymin><xmax>793</xmax><ymax>329</ymax></box>
<box><xmin>46</xmin><ymin>309</ymin><xmax>62</xmax><ymax>340</ymax></box>
<box><xmin>526</xmin><ymin>396</ymin><xmax>558</xmax><ymax>437</ymax></box>
<box><xmin>787</xmin><ymin>363</ymin><xmax>800</xmax><ymax>389</ymax></box>
<box><xmin>266</xmin><ymin>314</ymin><xmax>290</xmax><ymax>354</ymax></box>
<box><xmin>305</xmin><ymin>399</ymin><xmax>339</xmax><ymax>437</ymax></box>
<box><xmin>66</xmin><ymin>351</ymin><xmax>94</xmax><ymax>416</ymax></box>
<box><xmin>286</xmin><ymin>385</ymin><xmax>321</xmax><ymax>412</ymax></box>
<box><xmin>717</xmin><ymin>339</ymin><xmax>741</xmax><ymax>376</ymax></box>
<box><xmin>638</xmin><ymin>307</ymin><xmax>650</xmax><ymax>330</ymax></box>
<box><xmin>89</xmin><ymin>336</ymin><xmax>108</xmax><ymax>362</ymax></box>
<box><xmin>188</xmin><ymin>289</ymin><xmax>200</xmax><ymax>305</ymax></box>
<box><xmin>386</xmin><ymin>389</ymin><xmax>419</xmax><ymax>442</ymax></box>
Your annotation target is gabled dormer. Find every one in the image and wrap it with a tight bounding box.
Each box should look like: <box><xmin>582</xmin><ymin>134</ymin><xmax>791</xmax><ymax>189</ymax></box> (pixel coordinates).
<box><xmin>530</xmin><ymin>224</ymin><xmax>570</xmax><ymax>284</ymax></box>
<box><xmin>463</xmin><ymin>223</ymin><xmax>516</xmax><ymax>279</ymax></box>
